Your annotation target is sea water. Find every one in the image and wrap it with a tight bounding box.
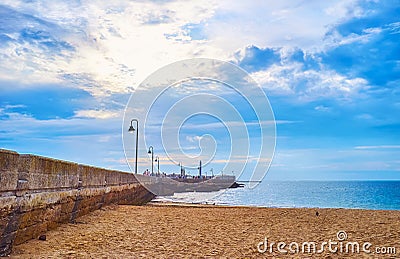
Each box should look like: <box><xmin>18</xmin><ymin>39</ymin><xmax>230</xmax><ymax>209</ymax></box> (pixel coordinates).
<box><xmin>157</xmin><ymin>180</ymin><xmax>400</xmax><ymax>210</ymax></box>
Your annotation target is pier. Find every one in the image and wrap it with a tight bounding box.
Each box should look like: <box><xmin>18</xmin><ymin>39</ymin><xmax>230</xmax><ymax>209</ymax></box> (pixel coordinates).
<box><xmin>0</xmin><ymin>149</ymin><xmax>239</xmax><ymax>256</ymax></box>
<box><xmin>0</xmin><ymin>149</ymin><xmax>154</xmax><ymax>256</ymax></box>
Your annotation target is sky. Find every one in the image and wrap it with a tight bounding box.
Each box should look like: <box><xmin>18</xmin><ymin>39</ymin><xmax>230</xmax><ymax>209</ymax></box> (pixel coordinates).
<box><xmin>0</xmin><ymin>0</ymin><xmax>399</xmax><ymax>181</ymax></box>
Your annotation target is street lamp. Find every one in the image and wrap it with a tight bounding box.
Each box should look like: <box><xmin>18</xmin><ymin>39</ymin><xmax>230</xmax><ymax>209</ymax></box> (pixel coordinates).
<box><xmin>147</xmin><ymin>146</ymin><xmax>154</xmax><ymax>176</ymax></box>
<box><xmin>128</xmin><ymin>119</ymin><xmax>139</xmax><ymax>174</ymax></box>
<box><xmin>155</xmin><ymin>156</ymin><xmax>160</xmax><ymax>175</ymax></box>
<box><xmin>179</xmin><ymin>162</ymin><xmax>184</xmax><ymax>177</ymax></box>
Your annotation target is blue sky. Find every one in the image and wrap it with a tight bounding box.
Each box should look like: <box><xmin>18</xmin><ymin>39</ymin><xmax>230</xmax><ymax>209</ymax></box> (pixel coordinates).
<box><xmin>0</xmin><ymin>0</ymin><xmax>399</xmax><ymax>180</ymax></box>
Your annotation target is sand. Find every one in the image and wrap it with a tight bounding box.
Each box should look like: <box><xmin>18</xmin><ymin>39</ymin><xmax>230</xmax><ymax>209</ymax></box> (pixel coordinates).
<box><xmin>10</xmin><ymin>203</ymin><xmax>400</xmax><ymax>258</ymax></box>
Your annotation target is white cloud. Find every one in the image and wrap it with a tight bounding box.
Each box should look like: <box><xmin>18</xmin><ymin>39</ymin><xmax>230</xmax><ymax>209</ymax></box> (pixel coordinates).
<box><xmin>387</xmin><ymin>21</ymin><xmax>400</xmax><ymax>34</ymax></box>
<box><xmin>74</xmin><ymin>109</ymin><xmax>121</xmax><ymax>119</ymax></box>
<box><xmin>205</xmin><ymin>0</ymin><xmax>365</xmax><ymax>53</ymax></box>
<box><xmin>250</xmin><ymin>63</ymin><xmax>369</xmax><ymax>99</ymax></box>
<box><xmin>354</xmin><ymin>145</ymin><xmax>400</xmax><ymax>150</ymax></box>
<box><xmin>323</xmin><ymin>25</ymin><xmax>382</xmax><ymax>49</ymax></box>
<box><xmin>3</xmin><ymin>104</ymin><xmax>26</xmax><ymax>109</ymax></box>
<box><xmin>0</xmin><ymin>0</ymin><xmax>224</xmax><ymax>96</ymax></box>
<box><xmin>356</xmin><ymin>113</ymin><xmax>373</xmax><ymax>120</ymax></box>
<box><xmin>186</xmin><ymin>135</ymin><xmax>202</xmax><ymax>143</ymax></box>
<box><xmin>314</xmin><ymin>105</ymin><xmax>331</xmax><ymax>112</ymax></box>
<box><xmin>0</xmin><ymin>0</ymin><xmax>371</xmax><ymax>98</ymax></box>
<box><xmin>324</xmin><ymin>0</ymin><xmax>366</xmax><ymax>20</ymax></box>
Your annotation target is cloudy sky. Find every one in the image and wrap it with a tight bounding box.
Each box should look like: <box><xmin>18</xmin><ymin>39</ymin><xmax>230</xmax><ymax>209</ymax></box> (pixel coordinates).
<box><xmin>0</xmin><ymin>0</ymin><xmax>399</xmax><ymax>180</ymax></box>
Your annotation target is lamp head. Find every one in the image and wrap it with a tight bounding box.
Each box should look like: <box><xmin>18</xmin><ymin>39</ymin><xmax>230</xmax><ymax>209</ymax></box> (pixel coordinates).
<box><xmin>128</xmin><ymin>125</ymin><xmax>135</xmax><ymax>132</ymax></box>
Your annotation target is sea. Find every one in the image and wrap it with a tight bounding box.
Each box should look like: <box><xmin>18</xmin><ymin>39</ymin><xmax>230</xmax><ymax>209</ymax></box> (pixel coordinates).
<box><xmin>155</xmin><ymin>180</ymin><xmax>400</xmax><ymax>210</ymax></box>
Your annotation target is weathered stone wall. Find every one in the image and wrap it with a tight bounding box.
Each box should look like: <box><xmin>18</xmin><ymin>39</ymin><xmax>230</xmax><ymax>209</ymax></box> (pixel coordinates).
<box><xmin>0</xmin><ymin>149</ymin><xmax>155</xmax><ymax>256</ymax></box>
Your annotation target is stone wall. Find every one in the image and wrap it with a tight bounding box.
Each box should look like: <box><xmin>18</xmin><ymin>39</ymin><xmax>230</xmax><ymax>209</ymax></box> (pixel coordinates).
<box><xmin>0</xmin><ymin>149</ymin><xmax>155</xmax><ymax>256</ymax></box>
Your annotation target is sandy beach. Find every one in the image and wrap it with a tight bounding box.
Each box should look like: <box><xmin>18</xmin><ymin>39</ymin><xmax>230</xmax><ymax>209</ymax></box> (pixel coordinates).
<box><xmin>10</xmin><ymin>203</ymin><xmax>400</xmax><ymax>258</ymax></box>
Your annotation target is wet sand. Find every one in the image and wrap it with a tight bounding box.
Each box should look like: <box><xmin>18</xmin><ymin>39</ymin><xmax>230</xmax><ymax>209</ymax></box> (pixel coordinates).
<box><xmin>11</xmin><ymin>203</ymin><xmax>400</xmax><ymax>258</ymax></box>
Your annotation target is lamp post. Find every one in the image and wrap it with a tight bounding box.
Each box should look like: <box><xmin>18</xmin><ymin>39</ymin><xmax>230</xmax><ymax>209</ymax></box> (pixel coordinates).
<box><xmin>147</xmin><ymin>146</ymin><xmax>154</xmax><ymax>176</ymax></box>
<box><xmin>198</xmin><ymin>160</ymin><xmax>202</xmax><ymax>177</ymax></box>
<box><xmin>155</xmin><ymin>156</ymin><xmax>160</xmax><ymax>175</ymax></box>
<box><xmin>128</xmin><ymin>119</ymin><xmax>139</xmax><ymax>174</ymax></box>
<box><xmin>179</xmin><ymin>162</ymin><xmax>184</xmax><ymax>177</ymax></box>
